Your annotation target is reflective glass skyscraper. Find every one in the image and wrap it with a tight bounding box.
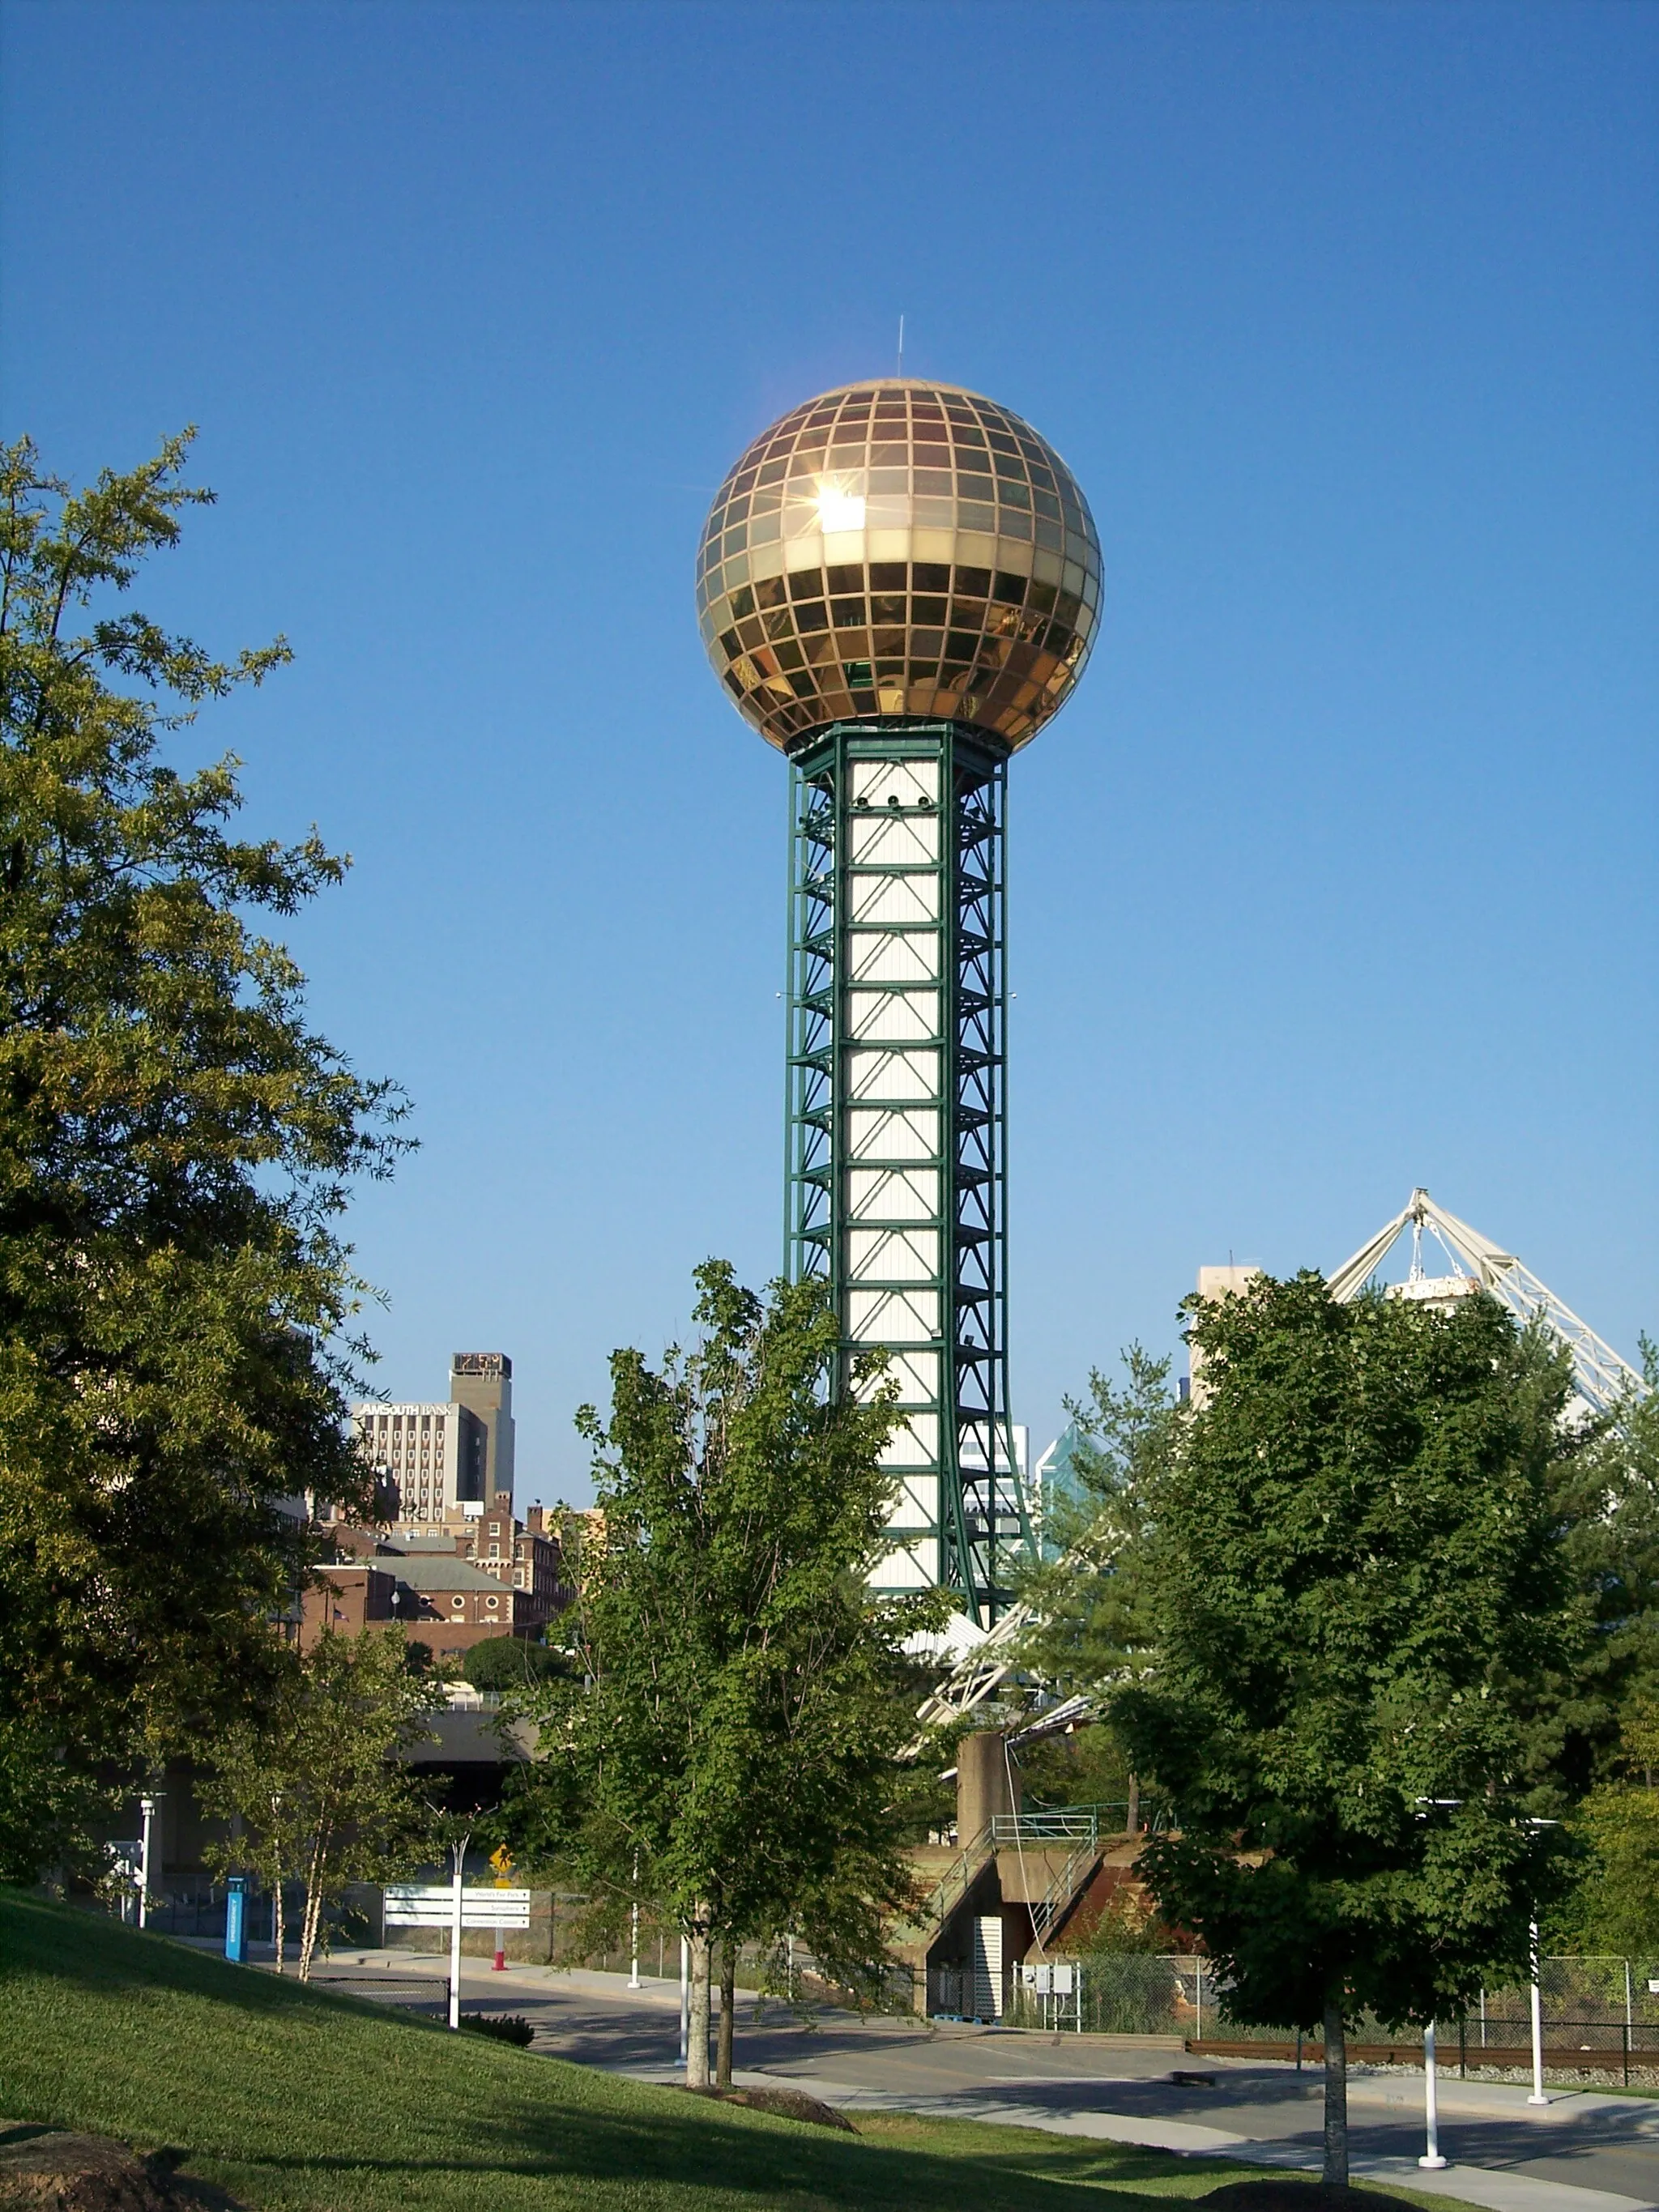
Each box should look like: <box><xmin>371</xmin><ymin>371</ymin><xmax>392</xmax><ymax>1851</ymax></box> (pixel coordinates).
<box><xmin>698</xmin><ymin>380</ymin><xmax>1100</xmax><ymax>1624</ymax></box>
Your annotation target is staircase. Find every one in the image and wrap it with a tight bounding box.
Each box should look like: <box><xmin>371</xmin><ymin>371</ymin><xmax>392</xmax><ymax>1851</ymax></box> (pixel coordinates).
<box><xmin>1028</xmin><ymin>1836</ymin><xmax>1099</xmax><ymax>1945</ymax></box>
<box><xmin>991</xmin><ymin>1807</ymin><xmax>1104</xmax><ymax>1947</ymax></box>
<box><xmin>916</xmin><ymin>1822</ymin><xmax>998</xmax><ymax>1936</ymax></box>
<box><xmin>913</xmin><ymin>1808</ymin><xmax>1105</xmax><ymax>1945</ymax></box>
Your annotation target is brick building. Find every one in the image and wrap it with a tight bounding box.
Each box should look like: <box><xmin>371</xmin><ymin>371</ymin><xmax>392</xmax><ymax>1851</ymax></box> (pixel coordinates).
<box><xmin>329</xmin><ymin>1514</ymin><xmax>567</xmax><ymax>1636</ymax></box>
<box><xmin>303</xmin><ymin>1551</ymin><xmax>522</xmax><ymax>1656</ymax></box>
<box><xmin>332</xmin><ymin>1349</ymin><xmax>569</xmax><ymax>1639</ymax></box>
<box><xmin>299</xmin><ymin>1563</ymin><xmax>397</xmax><ymax>1646</ymax></box>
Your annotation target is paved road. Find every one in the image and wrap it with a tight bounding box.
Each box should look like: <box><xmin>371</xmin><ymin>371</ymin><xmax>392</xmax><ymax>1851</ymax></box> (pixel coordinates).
<box><xmin>303</xmin><ymin>1950</ymin><xmax>1659</xmax><ymax>2212</ymax></box>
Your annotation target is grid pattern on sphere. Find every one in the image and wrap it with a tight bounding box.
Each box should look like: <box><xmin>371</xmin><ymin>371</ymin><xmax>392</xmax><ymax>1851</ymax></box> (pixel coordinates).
<box><xmin>697</xmin><ymin>381</ymin><xmax>1101</xmax><ymax>752</ymax></box>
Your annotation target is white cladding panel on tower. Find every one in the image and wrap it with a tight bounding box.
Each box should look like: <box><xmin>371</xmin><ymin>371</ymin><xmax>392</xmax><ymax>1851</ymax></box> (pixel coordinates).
<box><xmin>851</xmin><ymin>936</ymin><xmax>939</xmax><ymax>987</ymax></box>
<box><xmin>853</xmin><ymin>1349</ymin><xmax>940</xmax><ymax>1403</ymax></box>
<box><xmin>851</xmin><ymin>759</ymin><xmax>939</xmax><ymax>805</ymax></box>
<box><xmin>848</xmin><ymin>1286</ymin><xmax>940</xmax><ymax>1340</ymax></box>
<box><xmin>848</xmin><ymin>1166</ymin><xmax>939</xmax><ymax>1219</ymax></box>
<box><xmin>848</xmin><ymin>1048</ymin><xmax>940</xmax><ymax>1102</ymax></box>
<box><xmin>850</xmin><ymin>812</ymin><xmax>940</xmax><ymax>866</ymax></box>
<box><xmin>873</xmin><ymin>1539</ymin><xmax>940</xmax><ymax>1588</ymax></box>
<box><xmin>851</xmin><ymin>876</ymin><xmax>939</xmax><ymax>927</ymax></box>
<box><xmin>849</xmin><ymin>1226</ymin><xmax>940</xmax><ymax>1281</ymax></box>
<box><xmin>849</xmin><ymin>1107</ymin><xmax>938</xmax><ymax>1159</ymax></box>
<box><xmin>850</xmin><ymin>990</ymin><xmax>938</xmax><ymax>1042</ymax></box>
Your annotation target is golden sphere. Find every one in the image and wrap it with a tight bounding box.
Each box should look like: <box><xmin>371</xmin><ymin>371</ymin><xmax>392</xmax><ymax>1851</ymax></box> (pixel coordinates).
<box><xmin>697</xmin><ymin>379</ymin><xmax>1100</xmax><ymax>753</ymax></box>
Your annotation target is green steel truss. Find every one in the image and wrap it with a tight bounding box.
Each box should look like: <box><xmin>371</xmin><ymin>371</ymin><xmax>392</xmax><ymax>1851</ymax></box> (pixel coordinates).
<box><xmin>786</xmin><ymin>719</ymin><xmax>1030</xmax><ymax>1625</ymax></box>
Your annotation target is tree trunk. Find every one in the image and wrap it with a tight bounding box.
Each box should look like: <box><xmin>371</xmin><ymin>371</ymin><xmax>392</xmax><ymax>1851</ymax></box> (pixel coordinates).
<box><xmin>298</xmin><ymin>1833</ymin><xmax>327</xmax><ymax>1981</ymax></box>
<box><xmin>1125</xmin><ymin>1773</ymin><xmax>1141</xmax><ymax>1838</ymax></box>
<box><xmin>686</xmin><ymin>1924</ymin><xmax>712</xmax><ymax>2087</ymax></box>
<box><xmin>271</xmin><ymin>1866</ymin><xmax>285</xmax><ymax>1975</ymax></box>
<box><xmin>716</xmin><ymin>1943</ymin><xmax>736</xmax><ymax>2088</ymax></box>
<box><xmin>1322</xmin><ymin>1997</ymin><xmax>1348</xmax><ymax>2188</ymax></box>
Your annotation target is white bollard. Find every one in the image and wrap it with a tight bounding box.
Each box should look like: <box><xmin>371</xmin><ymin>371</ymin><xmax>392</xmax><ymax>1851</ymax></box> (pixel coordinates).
<box><xmin>1419</xmin><ymin>2022</ymin><xmax>1447</xmax><ymax>2169</ymax></box>
<box><xmin>679</xmin><ymin>1937</ymin><xmax>689</xmax><ymax>2064</ymax></box>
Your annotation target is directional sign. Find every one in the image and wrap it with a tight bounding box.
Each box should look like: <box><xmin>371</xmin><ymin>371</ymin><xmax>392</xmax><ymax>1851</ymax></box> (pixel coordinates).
<box><xmin>385</xmin><ymin>1885</ymin><xmax>531</xmax><ymax>1929</ymax></box>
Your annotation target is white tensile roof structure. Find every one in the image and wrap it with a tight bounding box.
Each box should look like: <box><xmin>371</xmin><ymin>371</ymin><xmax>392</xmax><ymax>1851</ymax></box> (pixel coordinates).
<box><xmin>911</xmin><ymin>1187</ymin><xmax>1648</xmax><ymax>1740</ymax></box>
<box><xmin>1328</xmin><ymin>1187</ymin><xmax>1646</xmax><ymax>1417</ymax></box>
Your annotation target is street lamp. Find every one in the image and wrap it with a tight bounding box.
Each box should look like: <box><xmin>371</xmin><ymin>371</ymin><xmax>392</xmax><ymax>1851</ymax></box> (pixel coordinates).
<box><xmin>137</xmin><ymin>1795</ymin><xmax>161</xmax><ymax>1931</ymax></box>
<box><xmin>1526</xmin><ymin>1915</ymin><xmax>1549</xmax><ymax>2106</ymax></box>
<box><xmin>1412</xmin><ymin>1799</ymin><xmax>1557</xmax><ymax>2118</ymax></box>
<box><xmin>448</xmin><ymin>1827</ymin><xmax>471</xmax><ymax>2032</ymax></box>
<box><xmin>1523</xmin><ymin>1820</ymin><xmax>1560</xmax><ymax>2108</ymax></box>
<box><xmin>1410</xmin><ymin>1798</ymin><xmax>1460</xmax><ymax>2165</ymax></box>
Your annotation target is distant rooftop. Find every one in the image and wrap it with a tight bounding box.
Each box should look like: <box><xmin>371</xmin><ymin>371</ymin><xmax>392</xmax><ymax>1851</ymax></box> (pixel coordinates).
<box><xmin>378</xmin><ymin>1554</ymin><xmax>505</xmax><ymax>1594</ymax></box>
<box><xmin>316</xmin><ymin>1554</ymin><xmax>502</xmax><ymax>1594</ymax></box>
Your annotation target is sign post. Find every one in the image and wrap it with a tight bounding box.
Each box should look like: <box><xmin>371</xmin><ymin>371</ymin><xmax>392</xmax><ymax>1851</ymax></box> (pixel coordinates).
<box><xmin>224</xmin><ymin>1875</ymin><xmax>247</xmax><ymax>1965</ymax></box>
<box><xmin>382</xmin><ymin>1882</ymin><xmax>532</xmax><ymax>2031</ymax></box>
<box><xmin>489</xmin><ymin>1845</ymin><xmax>515</xmax><ymax>1974</ymax></box>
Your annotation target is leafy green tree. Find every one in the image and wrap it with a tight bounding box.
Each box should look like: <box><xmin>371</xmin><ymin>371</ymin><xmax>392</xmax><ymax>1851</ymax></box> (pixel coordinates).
<box><xmin>504</xmin><ymin>1261</ymin><xmax>936</xmax><ymax>2086</ymax></box>
<box><xmin>1552</xmin><ymin>1701</ymin><xmax>1659</xmax><ymax>1958</ymax></box>
<box><xmin>1019</xmin><ymin>1349</ymin><xmax>1179</xmax><ymax>1689</ymax></box>
<box><xmin>200</xmin><ymin>1628</ymin><xmax>432</xmax><ymax>1975</ymax></box>
<box><xmin>1554</xmin><ymin>1344</ymin><xmax>1659</xmax><ymax>1781</ymax></box>
<box><xmin>0</xmin><ymin>435</ymin><xmax>407</xmax><ymax>1877</ymax></box>
<box><xmin>458</xmin><ymin>1635</ymin><xmax>568</xmax><ymax>1691</ymax></box>
<box><xmin>1014</xmin><ymin>1348</ymin><xmax>1183</xmax><ymax>1830</ymax></box>
<box><xmin>1114</xmin><ymin>1272</ymin><xmax>1587</xmax><ymax>2187</ymax></box>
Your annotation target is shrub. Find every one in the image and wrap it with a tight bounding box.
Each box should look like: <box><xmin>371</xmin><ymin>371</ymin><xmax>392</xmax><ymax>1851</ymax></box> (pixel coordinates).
<box><xmin>459</xmin><ymin>1638</ymin><xmax>567</xmax><ymax>1691</ymax></box>
<box><xmin>459</xmin><ymin>2012</ymin><xmax>535</xmax><ymax>2046</ymax></box>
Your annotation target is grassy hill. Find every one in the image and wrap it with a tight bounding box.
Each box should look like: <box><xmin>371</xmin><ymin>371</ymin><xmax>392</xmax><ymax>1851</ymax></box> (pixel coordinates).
<box><xmin>0</xmin><ymin>1889</ymin><xmax>1341</xmax><ymax>2212</ymax></box>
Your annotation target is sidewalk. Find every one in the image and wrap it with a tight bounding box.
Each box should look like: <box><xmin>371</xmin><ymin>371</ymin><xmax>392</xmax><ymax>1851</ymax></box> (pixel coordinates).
<box><xmin>225</xmin><ymin>1946</ymin><xmax>1659</xmax><ymax>2212</ymax></box>
<box><xmin>616</xmin><ymin>2061</ymin><xmax>1659</xmax><ymax>2212</ymax></box>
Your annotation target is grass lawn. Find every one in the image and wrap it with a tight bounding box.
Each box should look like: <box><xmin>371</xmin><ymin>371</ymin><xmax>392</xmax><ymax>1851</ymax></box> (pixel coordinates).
<box><xmin>0</xmin><ymin>1890</ymin><xmax>1433</xmax><ymax>2210</ymax></box>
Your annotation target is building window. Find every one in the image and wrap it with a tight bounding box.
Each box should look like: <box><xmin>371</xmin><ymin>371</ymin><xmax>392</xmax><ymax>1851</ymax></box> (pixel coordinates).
<box><xmin>485</xmin><ymin>1595</ymin><xmax>499</xmax><ymax>1610</ymax></box>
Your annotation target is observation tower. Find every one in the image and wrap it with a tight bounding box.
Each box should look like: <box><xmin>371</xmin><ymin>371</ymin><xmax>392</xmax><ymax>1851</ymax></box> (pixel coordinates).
<box><xmin>697</xmin><ymin>379</ymin><xmax>1100</xmax><ymax>1624</ymax></box>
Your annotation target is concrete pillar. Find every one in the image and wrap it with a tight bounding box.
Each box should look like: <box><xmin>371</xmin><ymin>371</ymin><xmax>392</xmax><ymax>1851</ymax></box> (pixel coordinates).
<box><xmin>957</xmin><ymin>1729</ymin><xmax>1020</xmax><ymax>1843</ymax></box>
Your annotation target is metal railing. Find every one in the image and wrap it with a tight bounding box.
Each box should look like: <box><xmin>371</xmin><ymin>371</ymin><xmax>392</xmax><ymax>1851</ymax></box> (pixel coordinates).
<box><xmin>918</xmin><ymin>1825</ymin><xmax>999</xmax><ymax>1933</ymax></box>
<box><xmin>991</xmin><ymin>1807</ymin><xmax>1100</xmax><ymax>1847</ymax></box>
<box><xmin>1029</xmin><ymin>1838</ymin><xmax>1101</xmax><ymax>1946</ymax></box>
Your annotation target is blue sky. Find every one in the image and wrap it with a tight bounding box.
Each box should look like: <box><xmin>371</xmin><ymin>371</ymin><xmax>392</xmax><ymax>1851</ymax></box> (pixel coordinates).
<box><xmin>3</xmin><ymin>0</ymin><xmax>1653</xmax><ymax>1507</ymax></box>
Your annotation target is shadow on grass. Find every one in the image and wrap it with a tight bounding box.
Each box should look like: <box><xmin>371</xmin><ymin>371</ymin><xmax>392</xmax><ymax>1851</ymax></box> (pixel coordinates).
<box><xmin>1</xmin><ymin>1892</ymin><xmax>1210</xmax><ymax>2210</ymax></box>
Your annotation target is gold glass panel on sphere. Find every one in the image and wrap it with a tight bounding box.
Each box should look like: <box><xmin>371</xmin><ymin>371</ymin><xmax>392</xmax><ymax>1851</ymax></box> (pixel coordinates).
<box><xmin>697</xmin><ymin>379</ymin><xmax>1101</xmax><ymax>752</ymax></box>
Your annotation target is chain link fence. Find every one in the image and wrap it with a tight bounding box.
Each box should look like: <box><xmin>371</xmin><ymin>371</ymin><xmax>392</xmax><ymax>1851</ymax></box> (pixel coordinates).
<box><xmin>996</xmin><ymin>1953</ymin><xmax>1659</xmax><ymax>2084</ymax></box>
<box><xmin>1001</xmin><ymin>1954</ymin><xmax>1195</xmax><ymax>2034</ymax></box>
